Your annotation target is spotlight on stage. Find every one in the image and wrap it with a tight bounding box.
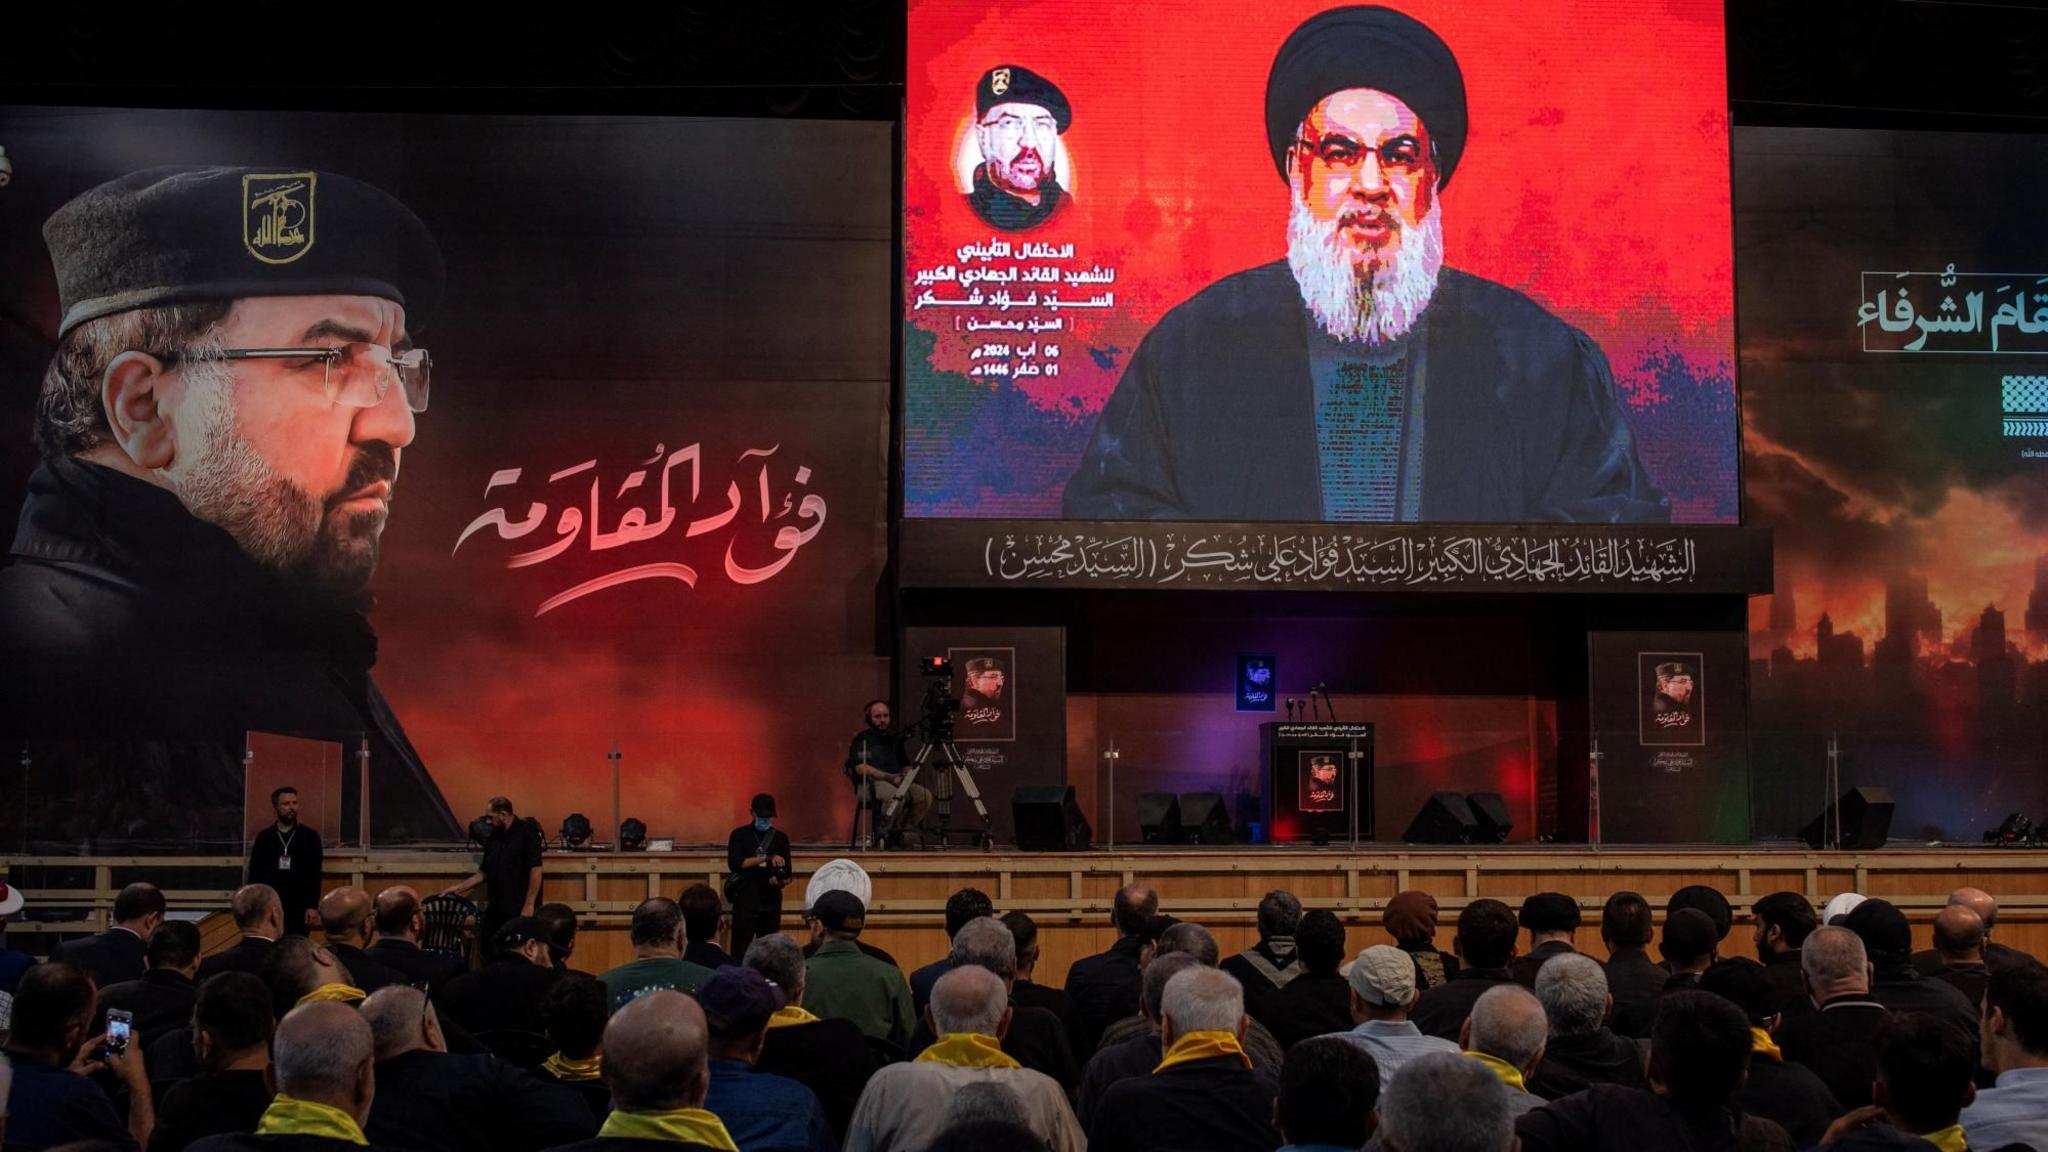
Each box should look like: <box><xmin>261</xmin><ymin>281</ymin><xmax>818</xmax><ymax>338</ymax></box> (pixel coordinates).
<box><xmin>619</xmin><ymin>818</ymin><xmax>647</xmax><ymax>852</ymax></box>
<box><xmin>561</xmin><ymin>812</ymin><xmax>593</xmax><ymax>849</ymax></box>
<box><xmin>1985</xmin><ymin>812</ymin><xmax>2034</xmax><ymax>847</ymax></box>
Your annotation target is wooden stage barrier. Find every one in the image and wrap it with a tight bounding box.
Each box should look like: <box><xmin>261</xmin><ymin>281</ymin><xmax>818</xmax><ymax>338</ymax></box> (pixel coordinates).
<box><xmin>10</xmin><ymin>846</ymin><xmax>2048</xmax><ymax>981</ymax></box>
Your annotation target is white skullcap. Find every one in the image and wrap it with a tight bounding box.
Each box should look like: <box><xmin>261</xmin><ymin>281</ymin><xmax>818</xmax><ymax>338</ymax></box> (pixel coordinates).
<box><xmin>1822</xmin><ymin>892</ymin><xmax>1866</xmax><ymax>926</ymax></box>
<box><xmin>804</xmin><ymin>858</ymin><xmax>873</xmax><ymax>912</ymax></box>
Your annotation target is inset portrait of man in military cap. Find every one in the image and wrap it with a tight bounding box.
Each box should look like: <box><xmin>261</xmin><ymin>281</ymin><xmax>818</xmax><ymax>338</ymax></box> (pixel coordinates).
<box><xmin>963</xmin><ymin>64</ymin><xmax>1073</xmax><ymax>232</ymax></box>
<box><xmin>0</xmin><ymin>165</ymin><xmax>460</xmax><ymax>847</ymax></box>
<box><xmin>1064</xmin><ymin>5</ymin><xmax>1669</xmax><ymax>524</ymax></box>
<box><xmin>1639</xmin><ymin>653</ymin><xmax>1704</xmax><ymax>746</ymax></box>
<box><xmin>952</xmin><ymin>648</ymin><xmax>1015</xmax><ymax>741</ymax></box>
<box><xmin>1298</xmin><ymin>751</ymin><xmax>1344</xmax><ymax>812</ymax></box>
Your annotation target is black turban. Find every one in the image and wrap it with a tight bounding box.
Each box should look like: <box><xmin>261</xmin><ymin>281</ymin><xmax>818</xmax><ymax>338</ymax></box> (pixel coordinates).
<box><xmin>1265</xmin><ymin>6</ymin><xmax>1468</xmax><ymax>189</ymax></box>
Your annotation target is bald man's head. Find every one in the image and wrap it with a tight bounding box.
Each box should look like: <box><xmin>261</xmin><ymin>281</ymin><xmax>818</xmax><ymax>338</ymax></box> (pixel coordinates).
<box><xmin>1933</xmin><ymin>905</ymin><xmax>1986</xmax><ymax>962</ymax></box>
<box><xmin>273</xmin><ymin>1001</ymin><xmax>376</xmax><ymax>1123</ymax></box>
<box><xmin>1465</xmin><ymin>984</ymin><xmax>1548</xmax><ymax>1073</ymax></box>
<box><xmin>320</xmin><ymin>887</ymin><xmax>375</xmax><ymax>946</ymax></box>
<box><xmin>605</xmin><ymin>990</ymin><xmax>710</xmax><ymax>1113</ymax></box>
<box><xmin>373</xmin><ymin>886</ymin><xmax>424</xmax><ymax>940</ymax></box>
<box><xmin>931</xmin><ymin>964</ymin><xmax>1012</xmax><ymax>1038</ymax></box>
<box><xmin>361</xmin><ymin>985</ymin><xmax>445</xmax><ymax>1061</ymax></box>
<box><xmin>1114</xmin><ymin>882</ymin><xmax>1160</xmax><ymax>937</ymax></box>
<box><xmin>1949</xmin><ymin>888</ymin><xmax>1999</xmax><ymax>932</ymax></box>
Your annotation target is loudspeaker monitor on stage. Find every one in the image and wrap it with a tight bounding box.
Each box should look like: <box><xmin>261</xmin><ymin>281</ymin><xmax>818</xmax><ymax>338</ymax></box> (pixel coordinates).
<box><xmin>1803</xmin><ymin>787</ymin><xmax>1894</xmax><ymax>850</ymax></box>
<box><xmin>1011</xmin><ymin>785</ymin><xmax>1091</xmax><ymax>851</ymax></box>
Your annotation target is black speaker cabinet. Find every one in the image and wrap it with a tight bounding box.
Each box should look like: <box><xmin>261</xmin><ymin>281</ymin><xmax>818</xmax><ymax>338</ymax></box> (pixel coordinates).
<box><xmin>1011</xmin><ymin>785</ymin><xmax>1092</xmax><ymax>851</ymax></box>
<box><xmin>1802</xmin><ymin>786</ymin><xmax>1895</xmax><ymax>850</ymax></box>
<box><xmin>1466</xmin><ymin>792</ymin><xmax>1513</xmax><ymax>844</ymax></box>
<box><xmin>1404</xmin><ymin>791</ymin><xmax>1479</xmax><ymax>844</ymax></box>
<box><xmin>1179</xmin><ymin>792</ymin><xmax>1235</xmax><ymax>844</ymax></box>
<box><xmin>1136</xmin><ymin>792</ymin><xmax>1183</xmax><ymax>844</ymax></box>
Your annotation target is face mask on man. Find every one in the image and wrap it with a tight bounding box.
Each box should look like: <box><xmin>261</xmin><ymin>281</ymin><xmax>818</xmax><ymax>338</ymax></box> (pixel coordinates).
<box><xmin>753</xmin><ymin>817</ymin><xmax>773</xmax><ymax>832</ymax></box>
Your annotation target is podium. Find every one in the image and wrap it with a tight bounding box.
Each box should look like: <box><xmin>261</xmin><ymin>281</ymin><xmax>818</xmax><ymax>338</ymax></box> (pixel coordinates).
<box><xmin>1259</xmin><ymin>723</ymin><xmax>1374</xmax><ymax>844</ymax></box>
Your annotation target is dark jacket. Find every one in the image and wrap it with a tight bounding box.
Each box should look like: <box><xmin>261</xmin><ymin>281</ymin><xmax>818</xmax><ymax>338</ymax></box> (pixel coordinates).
<box><xmin>536</xmin><ymin>1069</ymin><xmax>610</xmax><ymax>1124</ymax></box>
<box><xmin>755</xmin><ymin>1016</ymin><xmax>879</xmax><ymax>1143</ymax></box>
<box><xmin>365</xmin><ymin>1048</ymin><xmax>597</xmax><ymax>1152</ymax></box>
<box><xmin>1512</xmin><ymin>940</ymin><xmax>1580</xmax><ymax>989</ymax></box>
<box><xmin>1064</xmin><ymin>263</ymin><xmax>1668</xmax><ymax>523</ymax></box>
<box><xmin>1264</xmin><ymin>970</ymin><xmax>1354</xmax><ymax>1050</ymax></box>
<box><xmin>1933</xmin><ymin>962</ymin><xmax>1991</xmax><ymax>1012</ymax></box>
<box><xmin>1527</xmin><ymin>1028</ymin><xmax>1649</xmax><ymax>1099</ymax></box>
<box><xmin>1776</xmin><ymin>995</ymin><xmax>1889</xmax><ymax>1110</ymax></box>
<box><xmin>364</xmin><ymin>938</ymin><xmax>467</xmax><ymax>995</ymax></box>
<box><xmin>1913</xmin><ymin>941</ymin><xmax>2033</xmax><ymax>976</ymax></box>
<box><xmin>1076</xmin><ymin>1032</ymin><xmax>1282</xmax><ymax>1134</ymax></box>
<box><xmin>724</xmin><ymin>825</ymin><xmax>793</xmax><ymax>915</ymax></box>
<box><xmin>1736</xmin><ymin>1050</ymin><xmax>1841</xmax><ymax>1148</ymax></box>
<box><xmin>1219</xmin><ymin>938</ymin><xmax>1299</xmax><ymax>1033</ymax></box>
<box><xmin>1604</xmin><ymin>947</ymin><xmax>1671</xmax><ymax>1038</ymax></box>
<box><xmin>438</xmin><ymin>956</ymin><xmax>564</xmax><ymax>1040</ymax></box>
<box><xmin>1869</xmin><ymin>962</ymin><xmax>1980</xmax><ymax>1047</ymax></box>
<box><xmin>0</xmin><ymin>456</ymin><xmax>459</xmax><ymax>850</ymax></box>
<box><xmin>50</xmin><ymin>926</ymin><xmax>150</xmax><ymax>990</ymax></box>
<box><xmin>247</xmin><ymin>824</ymin><xmax>323</xmax><ymax>936</ymax></box>
<box><xmin>150</xmin><ymin>1068</ymin><xmax>273</xmax><ymax>1152</ymax></box>
<box><xmin>1410</xmin><ymin>965</ymin><xmax>1516</xmax><ymax>1040</ymax></box>
<box><xmin>1759</xmin><ymin>950</ymin><xmax>1813</xmax><ymax>1021</ymax></box>
<box><xmin>681</xmin><ymin>940</ymin><xmax>735</xmax><ymax>970</ymax></box>
<box><xmin>327</xmin><ymin>943</ymin><xmax>406</xmax><ymax>993</ymax></box>
<box><xmin>1065</xmin><ymin>935</ymin><xmax>1146</xmax><ymax>1051</ymax></box>
<box><xmin>4</xmin><ymin>1047</ymin><xmax>137</xmax><ymax>1151</ymax></box>
<box><xmin>1088</xmin><ymin>1055</ymin><xmax>1280</xmax><ymax>1152</ymax></box>
<box><xmin>98</xmin><ymin>968</ymin><xmax>199</xmax><ymax>1045</ymax></box>
<box><xmin>1012</xmin><ymin>978</ymin><xmax>1089</xmax><ymax>1069</ymax></box>
<box><xmin>1516</xmin><ymin>1084</ymin><xmax>1797</xmax><ymax>1152</ymax></box>
<box><xmin>541</xmin><ymin>1141</ymin><xmax>727</xmax><ymax>1152</ymax></box>
<box><xmin>199</xmin><ymin>936</ymin><xmax>276</xmax><ymax>982</ymax></box>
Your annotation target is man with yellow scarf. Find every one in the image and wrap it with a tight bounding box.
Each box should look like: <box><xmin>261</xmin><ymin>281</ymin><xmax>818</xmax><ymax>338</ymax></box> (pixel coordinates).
<box><xmin>187</xmin><ymin>1001</ymin><xmax>394</xmax><ymax>1152</ymax></box>
<box><xmin>541</xmin><ymin>991</ymin><xmax>744</xmax><ymax>1152</ymax></box>
<box><xmin>1088</xmin><ymin>965</ymin><xmax>1280</xmax><ymax>1152</ymax></box>
<box><xmin>843</xmin><ymin>965</ymin><xmax>1083</xmax><ymax>1152</ymax></box>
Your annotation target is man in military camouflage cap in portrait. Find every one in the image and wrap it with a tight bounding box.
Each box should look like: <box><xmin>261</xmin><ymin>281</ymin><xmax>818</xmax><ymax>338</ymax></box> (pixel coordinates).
<box><xmin>0</xmin><ymin>166</ymin><xmax>459</xmax><ymax>848</ymax></box>
<box><xmin>967</xmin><ymin>64</ymin><xmax>1073</xmax><ymax>231</ymax></box>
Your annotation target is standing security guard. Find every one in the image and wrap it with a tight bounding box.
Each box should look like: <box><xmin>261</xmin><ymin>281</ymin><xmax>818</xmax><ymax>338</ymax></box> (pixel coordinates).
<box><xmin>725</xmin><ymin>795</ymin><xmax>793</xmax><ymax>960</ymax></box>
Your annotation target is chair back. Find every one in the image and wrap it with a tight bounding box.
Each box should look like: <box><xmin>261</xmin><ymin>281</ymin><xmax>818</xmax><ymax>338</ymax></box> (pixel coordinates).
<box><xmin>420</xmin><ymin>893</ymin><xmax>478</xmax><ymax>962</ymax></box>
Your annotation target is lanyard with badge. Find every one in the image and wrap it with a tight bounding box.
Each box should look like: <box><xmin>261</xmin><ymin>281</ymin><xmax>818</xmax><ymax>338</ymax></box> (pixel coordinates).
<box><xmin>277</xmin><ymin>825</ymin><xmax>297</xmax><ymax>872</ymax></box>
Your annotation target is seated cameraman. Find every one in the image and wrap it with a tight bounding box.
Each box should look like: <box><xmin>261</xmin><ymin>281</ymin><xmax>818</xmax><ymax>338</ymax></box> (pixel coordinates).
<box><xmin>846</xmin><ymin>699</ymin><xmax>931</xmax><ymax>847</ymax></box>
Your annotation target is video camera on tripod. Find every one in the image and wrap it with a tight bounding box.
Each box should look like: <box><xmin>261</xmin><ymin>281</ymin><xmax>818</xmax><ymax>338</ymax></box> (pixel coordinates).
<box><xmin>885</xmin><ymin>655</ymin><xmax>993</xmax><ymax>847</ymax></box>
<box><xmin>915</xmin><ymin>656</ymin><xmax>962</xmax><ymax>739</ymax></box>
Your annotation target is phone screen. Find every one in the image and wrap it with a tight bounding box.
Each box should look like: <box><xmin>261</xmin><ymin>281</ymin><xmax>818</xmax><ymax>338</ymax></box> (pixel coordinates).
<box><xmin>105</xmin><ymin>1009</ymin><xmax>132</xmax><ymax>1054</ymax></box>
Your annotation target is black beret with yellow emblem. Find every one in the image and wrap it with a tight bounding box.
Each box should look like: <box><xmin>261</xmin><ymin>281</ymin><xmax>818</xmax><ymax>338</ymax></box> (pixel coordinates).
<box><xmin>975</xmin><ymin>65</ymin><xmax>1071</xmax><ymax>133</ymax></box>
<box><xmin>43</xmin><ymin>165</ymin><xmax>444</xmax><ymax>338</ymax></box>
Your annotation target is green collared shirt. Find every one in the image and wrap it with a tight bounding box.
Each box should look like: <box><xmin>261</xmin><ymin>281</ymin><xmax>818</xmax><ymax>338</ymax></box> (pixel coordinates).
<box><xmin>803</xmin><ymin>938</ymin><xmax>915</xmax><ymax>1050</ymax></box>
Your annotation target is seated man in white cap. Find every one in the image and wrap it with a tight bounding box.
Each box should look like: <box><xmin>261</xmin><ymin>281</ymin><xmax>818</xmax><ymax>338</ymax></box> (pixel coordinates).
<box><xmin>1323</xmin><ymin>943</ymin><xmax>1459</xmax><ymax>1085</ymax></box>
<box><xmin>800</xmin><ymin>860</ymin><xmax>897</xmax><ymax>967</ymax></box>
<box><xmin>844</xmin><ymin>966</ymin><xmax>1081</xmax><ymax>1152</ymax></box>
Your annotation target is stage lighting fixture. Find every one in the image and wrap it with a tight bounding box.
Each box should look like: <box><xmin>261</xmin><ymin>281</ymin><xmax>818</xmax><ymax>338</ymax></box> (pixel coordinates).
<box><xmin>618</xmin><ymin>817</ymin><xmax>647</xmax><ymax>852</ymax></box>
<box><xmin>1985</xmin><ymin>812</ymin><xmax>2033</xmax><ymax>846</ymax></box>
<box><xmin>560</xmin><ymin>812</ymin><xmax>593</xmax><ymax>848</ymax></box>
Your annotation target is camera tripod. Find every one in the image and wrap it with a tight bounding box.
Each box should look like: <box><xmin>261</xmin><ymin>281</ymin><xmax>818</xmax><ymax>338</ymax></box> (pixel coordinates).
<box><xmin>885</xmin><ymin>733</ymin><xmax>993</xmax><ymax>847</ymax></box>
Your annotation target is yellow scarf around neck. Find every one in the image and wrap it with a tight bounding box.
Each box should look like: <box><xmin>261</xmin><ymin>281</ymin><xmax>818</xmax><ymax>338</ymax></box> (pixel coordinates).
<box><xmin>599</xmin><ymin>1107</ymin><xmax>740</xmax><ymax>1151</ymax></box>
<box><xmin>1466</xmin><ymin>1050</ymin><xmax>1527</xmax><ymax>1092</ymax></box>
<box><xmin>916</xmin><ymin>1032</ymin><xmax>1021</xmax><ymax>1069</ymax></box>
<box><xmin>542</xmin><ymin>1051</ymin><xmax>604</xmax><ymax>1081</ymax></box>
<box><xmin>767</xmin><ymin>1005</ymin><xmax>820</xmax><ymax>1030</ymax></box>
<box><xmin>1921</xmin><ymin>1124</ymin><xmax>1966</xmax><ymax>1152</ymax></box>
<box><xmin>257</xmin><ymin>1094</ymin><xmax>368</xmax><ymax>1145</ymax></box>
<box><xmin>296</xmin><ymin>983</ymin><xmax>367</xmax><ymax>1007</ymax></box>
<box><xmin>1156</xmin><ymin>1029</ymin><xmax>1252</xmax><ymax>1073</ymax></box>
<box><xmin>1749</xmin><ymin>1026</ymin><xmax>1783</xmax><ymax>1062</ymax></box>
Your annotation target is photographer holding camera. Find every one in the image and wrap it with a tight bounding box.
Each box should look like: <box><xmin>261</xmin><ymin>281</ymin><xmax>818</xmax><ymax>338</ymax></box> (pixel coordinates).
<box><xmin>845</xmin><ymin>697</ymin><xmax>934</xmax><ymax>849</ymax></box>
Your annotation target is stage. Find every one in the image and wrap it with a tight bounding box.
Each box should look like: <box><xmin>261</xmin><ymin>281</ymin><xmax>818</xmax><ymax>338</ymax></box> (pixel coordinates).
<box><xmin>11</xmin><ymin>844</ymin><xmax>2048</xmax><ymax>981</ymax></box>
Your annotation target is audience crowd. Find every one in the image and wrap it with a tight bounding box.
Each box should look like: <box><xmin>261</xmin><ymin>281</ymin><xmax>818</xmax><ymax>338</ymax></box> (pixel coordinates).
<box><xmin>5</xmin><ymin>871</ymin><xmax>2048</xmax><ymax>1152</ymax></box>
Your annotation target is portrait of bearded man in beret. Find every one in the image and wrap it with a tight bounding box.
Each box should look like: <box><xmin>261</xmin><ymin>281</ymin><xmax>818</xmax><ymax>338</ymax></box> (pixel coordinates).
<box><xmin>1063</xmin><ymin>5</ymin><xmax>1669</xmax><ymax>525</ymax></box>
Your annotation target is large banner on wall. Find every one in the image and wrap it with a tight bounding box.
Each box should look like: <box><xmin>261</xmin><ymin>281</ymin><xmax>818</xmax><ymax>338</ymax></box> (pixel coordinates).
<box><xmin>0</xmin><ymin>107</ymin><xmax>892</xmax><ymax>849</ymax></box>
<box><xmin>1739</xmin><ymin>127</ymin><xmax>2048</xmax><ymax>841</ymax></box>
<box><xmin>903</xmin><ymin>0</ymin><xmax>1735</xmax><ymax>527</ymax></box>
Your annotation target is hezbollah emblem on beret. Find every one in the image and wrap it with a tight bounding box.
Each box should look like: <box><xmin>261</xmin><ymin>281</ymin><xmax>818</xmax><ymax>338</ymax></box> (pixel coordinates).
<box><xmin>990</xmin><ymin>67</ymin><xmax>1011</xmax><ymax>96</ymax></box>
<box><xmin>243</xmin><ymin>171</ymin><xmax>316</xmax><ymax>265</ymax></box>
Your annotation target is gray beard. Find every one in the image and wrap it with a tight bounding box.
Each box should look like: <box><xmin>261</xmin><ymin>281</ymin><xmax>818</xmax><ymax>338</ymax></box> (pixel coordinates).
<box><xmin>1286</xmin><ymin>194</ymin><xmax>1444</xmax><ymax>346</ymax></box>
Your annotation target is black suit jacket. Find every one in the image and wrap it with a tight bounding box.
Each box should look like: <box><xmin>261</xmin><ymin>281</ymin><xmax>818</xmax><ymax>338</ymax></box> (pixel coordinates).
<box><xmin>98</xmin><ymin>968</ymin><xmax>198</xmax><ymax>1045</ymax></box>
<box><xmin>51</xmin><ymin>926</ymin><xmax>149</xmax><ymax>990</ymax></box>
<box><xmin>327</xmin><ymin>943</ymin><xmax>406</xmax><ymax>993</ymax></box>
<box><xmin>1776</xmin><ymin>996</ymin><xmax>1889</xmax><ymax>1110</ymax></box>
<box><xmin>1602</xmin><ymin>947</ymin><xmax>1670</xmax><ymax>1038</ymax></box>
<box><xmin>365</xmin><ymin>938</ymin><xmax>466</xmax><ymax>995</ymax></box>
<box><xmin>365</xmin><ymin>1049</ymin><xmax>596</xmax><ymax>1152</ymax></box>
<box><xmin>755</xmin><ymin>1016</ymin><xmax>878</xmax><ymax>1143</ymax></box>
<box><xmin>1869</xmin><ymin>964</ymin><xmax>1979</xmax><ymax>1048</ymax></box>
<box><xmin>198</xmin><ymin>936</ymin><xmax>275</xmax><ymax>982</ymax></box>
<box><xmin>1410</xmin><ymin>965</ymin><xmax>1516</xmax><ymax>1040</ymax></box>
<box><xmin>1064</xmin><ymin>263</ymin><xmax>1668</xmax><ymax>522</ymax></box>
<box><xmin>1065</xmin><ymin>935</ymin><xmax>1146</xmax><ymax>1051</ymax></box>
<box><xmin>438</xmin><ymin>957</ymin><xmax>563</xmax><ymax>1040</ymax></box>
<box><xmin>1089</xmin><ymin>1055</ymin><xmax>1280</xmax><ymax>1152</ymax></box>
<box><xmin>1512</xmin><ymin>940</ymin><xmax>1579</xmax><ymax>989</ymax></box>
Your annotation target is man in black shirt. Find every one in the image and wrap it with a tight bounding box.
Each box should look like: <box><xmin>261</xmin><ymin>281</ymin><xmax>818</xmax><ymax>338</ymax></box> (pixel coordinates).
<box><xmin>445</xmin><ymin>796</ymin><xmax>544</xmax><ymax>945</ymax></box>
<box><xmin>1266</xmin><ymin>909</ymin><xmax>1352</xmax><ymax>1049</ymax></box>
<box><xmin>1510</xmin><ymin>892</ymin><xmax>1581</xmax><ymax>989</ymax></box>
<box><xmin>151</xmin><ymin>972</ymin><xmax>275</xmax><ymax>1152</ymax></box>
<box><xmin>1411</xmin><ymin>898</ymin><xmax>1519</xmax><ymax>1040</ymax></box>
<box><xmin>1776</xmin><ymin>926</ymin><xmax>1890</xmax><ymax>1111</ymax></box>
<box><xmin>844</xmin><ymin>700</ymin><xmax>929</xmax><ymax>846</ymax></box>
<box><xmin>1695</xmin><ymin>958</ymin><xmax>1840</xmax><ymax>1146</ymax></box>
<box><xmin>365</xmin><ymin>886</ymin><xmax>465</xmax><ymax>996</ymax></box>
<box><xmin>725</xmin><ymin>794</ymin><xmax>793</xmax><ymax>961</ymax></box>
<box><xmin>317</xmin><ymin>887</ymin><xmax>404</xmax><ymax>993</ymax></box>
<box><xmin>1749</xmin><ymin>890</ymin><xmax>1818</xmax><ymax>1022</ymax></box>
<box><xmin>198</xmin><ymin>885</ymin><xmax>283</xmax><ymax>981</ymax></box>
<box><xmin>1002</xmin><ymin>911</ymin><xmax>1087</xmax><ymax>1069</ymax></box>
<box><xmin>679</xmin><ymin>883</ymin><xmax>735</xmax><ymax>971</ymax></box>
<box><xmin>1064</xmin><ymin>882</ymin><xmax>1156</xmax><ymax>1050</ymax></box>
<box><xmin>1911</xmin><ymin>887</ymin><xmax>2036</xmax><ymax>976</ymax></box>
<box><xmin>51</xmin><ymin>881</ymin><xmax>164</xmax><ymax>991</ymax></box>
<box><xmin>1598</xmin><ymin>891</ymin><xmax>1666</xmax><ymax>1038</ymax></box>
<box><xmin>1844</xmin><ymin>898</ymin><xmax>1979</xmax><ymax>1048</ymax></box>
<box><xmin>97</xmin><ymin>920</ymin><xmax>202</xmax><ymax>1044</ymax></box>
<box><xmin>1089</xmin><ymin>966</ymin><xmax>1279</xmax><ymax>1152</ymax></box>
<box><xmin>246</xmin><ymin>786</ymin><xmax>322</xmax><ymax>936</ymax></box>
<box><xmin>437</xmin><ymin>917</ymin><xmax>565</xmax><ymax>1043</ymax></box>
<box><xmin>1925</xmin><ymin>904</ymin><xmax>1992</xmax><ymax>1011</ymax></box>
